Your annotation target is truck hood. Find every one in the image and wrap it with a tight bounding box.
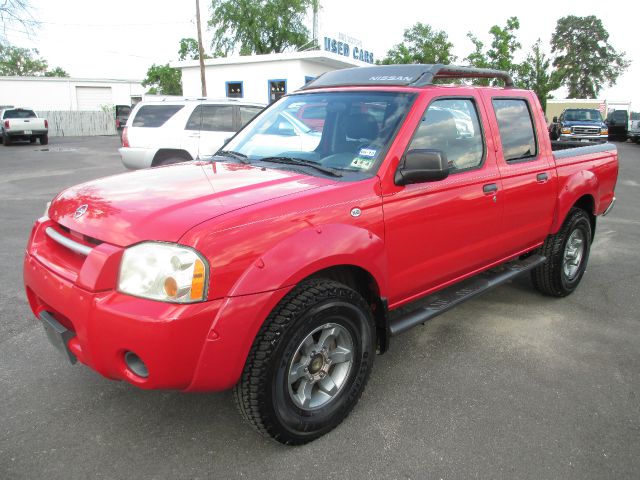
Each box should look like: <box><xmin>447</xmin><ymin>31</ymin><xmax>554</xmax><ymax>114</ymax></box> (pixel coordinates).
<box><xmin>49</xmin><ymin>161</ymin><xmax>333</xmax><ymax>246</ymax></box>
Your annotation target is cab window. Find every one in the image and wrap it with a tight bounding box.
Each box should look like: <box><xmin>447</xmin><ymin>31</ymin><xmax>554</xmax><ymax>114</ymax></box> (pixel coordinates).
<box><xmin>492</xmin><ymin>99</ymin><xmax>537</xmax><ymax>162</ymax></box>
<box><xmin>407</xmin><ymin>98</ymin><xmax>484</xmax><ymax>173</ymax></box>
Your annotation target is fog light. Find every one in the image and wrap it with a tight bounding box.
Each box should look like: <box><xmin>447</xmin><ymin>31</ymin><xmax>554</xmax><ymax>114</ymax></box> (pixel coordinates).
<box><xmin>124</xmin><ymin>351</ymin><xmax>149</xmax><ymax>378</ymax></box>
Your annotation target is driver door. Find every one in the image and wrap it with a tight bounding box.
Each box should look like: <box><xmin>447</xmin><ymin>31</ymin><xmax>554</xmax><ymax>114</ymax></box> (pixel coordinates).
<box><xmin>383</xmin><ymin>95</ymin><xmax>503</xmax><ymax>306</ymax></box>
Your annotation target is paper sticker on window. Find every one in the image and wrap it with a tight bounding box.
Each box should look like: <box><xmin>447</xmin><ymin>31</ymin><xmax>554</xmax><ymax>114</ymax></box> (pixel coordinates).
<box><xmin>350</xmin><ymin>157</ymin><xmax>374</xmax><ymax>169</ymax></box>
<box><xmin>358</xmin><ymin>148</ymin><xmax>377</xmax><ymax>158</ymax></box>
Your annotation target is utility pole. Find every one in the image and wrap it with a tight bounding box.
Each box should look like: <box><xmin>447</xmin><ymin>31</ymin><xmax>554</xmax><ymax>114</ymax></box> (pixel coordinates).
<box><xmin>312</xmin><ymin>1</ymin><xmax>319</xmax><ymax>49</ymax></box>
<box><xmin>195</xmin><ymin>0</ymin><xmax>207</xmax><ymax>97</ymax></box>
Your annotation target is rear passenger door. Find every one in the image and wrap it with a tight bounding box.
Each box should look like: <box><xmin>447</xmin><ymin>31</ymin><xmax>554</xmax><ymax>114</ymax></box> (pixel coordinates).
<box><xmin>482</xmin><ymin>92</ymin><xmax>557</xmax><ymax>256</ymax></box>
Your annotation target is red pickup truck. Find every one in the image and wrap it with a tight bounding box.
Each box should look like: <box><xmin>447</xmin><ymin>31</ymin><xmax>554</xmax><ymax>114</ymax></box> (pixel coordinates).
<box><xmin>24</xmin><ymin>65</ymin><xmax>618</xmax><ymax>445</ymax></box>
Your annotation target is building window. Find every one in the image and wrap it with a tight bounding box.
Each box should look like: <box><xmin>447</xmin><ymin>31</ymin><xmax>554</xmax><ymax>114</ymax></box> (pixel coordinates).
<box><xmin>268</xmin><ymin>79</ymin><xmax>287</xmax><ymax>103</ymax></box>
<box><xmin>226</xmin><ymin>81</ymin><xmax>243</xmax><ymax>98</ymax></box>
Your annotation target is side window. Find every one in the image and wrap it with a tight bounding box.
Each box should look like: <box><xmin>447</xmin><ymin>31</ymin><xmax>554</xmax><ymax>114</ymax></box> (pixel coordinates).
<box><xmin>407</xmin><ymin>98</ymin><xmax>484</xmax><ymax>173</ymax></box>
<box><xmin>187</xmin><ymin>105</ymin><xmax>234</xmax><ymax>132</ymax></box>
<box><xmin>239</xmin><ymin>106</ymin><xmax>262</xmax><ymax>127</ymax></box>
<box><xmin>492</xmin><ymin>99</ymin><xmax>537</xmax><ymax>162</ymax></box>
<box><xmin>131</xmin><ymin>105</ymin><xmax>184</xmax><ymax>127</ymax></box>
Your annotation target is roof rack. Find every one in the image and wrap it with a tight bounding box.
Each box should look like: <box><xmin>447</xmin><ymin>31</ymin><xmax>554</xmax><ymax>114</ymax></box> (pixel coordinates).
<box><xmin>300</xmin><ymin>64</ymin><xmax>514</xmax><ymax>90</ymax></box>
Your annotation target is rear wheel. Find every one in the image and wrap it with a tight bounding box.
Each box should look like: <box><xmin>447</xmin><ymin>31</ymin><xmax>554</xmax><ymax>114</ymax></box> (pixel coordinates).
<box><xmin>234</xmin><ymin>279</ymin><xmax>375</xmax><ymax>445</ymax></box>
<box><xmin>40</xmin><ymin>134</ymin><xmax>48</xmax><ymax>145</ymax></box>
<box><xmin>2</xmin><ymin>133</ymin><xmax>10</xmax><ymax>146</ymax></box>
<box><xmin>531</xmin><ymin>208</ymin><xmax>592</xmax><ymax>297</ymax></box>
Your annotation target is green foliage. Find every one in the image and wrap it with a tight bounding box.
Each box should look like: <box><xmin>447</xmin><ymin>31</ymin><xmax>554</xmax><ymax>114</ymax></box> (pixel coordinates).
<box><xmin>0</xmin><ymin>44</ymin><xmax>48</xmax><ymax>75</ymax></box>
<box><xmin>516</xmin><ymin>39</ymin><xmax>561</xmax><ymax>112</ymax></box>
<box><xmin>142</xmin><ymin>63</ymin><xmax>182</xmax><ymax>95</ymax></box>
<box><xmin>178</xmin><ymin>37</ymin><xmax>211</xmax><ymax>61</ymax></box>
<box><xmin>551</xmin><ymin>15</ymin><xmax>629</xmax><ymax>98</ymax></box>
<box><xmin>208</xmin><ymin>0</ymin><xmax>315</xmax><ymax>55</ymax></box>
<box><xmin>380</xmin><ymin>22</ymin><xmax>456</xmax><ymax>65</ymax></box>
<box><xmin>465</xmin><ymin>17</ymin><xmax>521</xmax><ymax>86</ymax></box>
<box><xmin>44</xmin><ymin>66</ymin><xmax>69</xmax><ymax>77</ymax></box>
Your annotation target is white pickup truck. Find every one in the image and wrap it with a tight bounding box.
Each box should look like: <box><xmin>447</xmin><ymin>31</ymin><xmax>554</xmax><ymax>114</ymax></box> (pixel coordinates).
<box><xmin>1</xmin><ymin>108</ymin><xmax>49</xmax><ymax>146</ymax></box>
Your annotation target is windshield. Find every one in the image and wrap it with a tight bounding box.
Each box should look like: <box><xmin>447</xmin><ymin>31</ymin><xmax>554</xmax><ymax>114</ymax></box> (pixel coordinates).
<box><xmin>564</xmin><ymin>109</ymin><xmax>602</xmax><ymax>122</ymax></box>
<box><xmin>222</xmin><ymin>91</ymin><xmax>416</xmax><ymax>178</ymax></box>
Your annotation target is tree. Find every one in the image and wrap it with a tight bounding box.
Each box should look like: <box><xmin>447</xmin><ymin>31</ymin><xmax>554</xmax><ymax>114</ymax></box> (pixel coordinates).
<box><xmin>44</xmin><ymin>66</ymin><xmax>69</xmax><ymax>77</ymax></box>
<box><xmin>380</xmin><ymin>22</ymin><xmax>456</xmax><ymax>65</ymax></box>
<box><xmin>465</xmin><ymin>17</ymin><xmax>522</xmax><ymax>86</ymax></box>
<box><xmin>142</xmin><ymin>63</ymin><xmax>182</xmax><ymax>95</ymax></box>
<box><xmin>0</xmin><ymin>44</ymin><xmax>47</xmax><ymax>75</ymax></box>
<box><xmin>517</xmin><ymin>39</ymin><xmax>560</xmax><ymax>112</ymax></box>
<box><xmin>178</xmin><ymin>37</ymin><xmax>211</xmax><ymax>61</ymax></box>
<box><xmin>551</xmin><ymin>15</ymin><xmax>629</xmax><ymax>98</ymax></box>
<box><xmin>1</xmin><ymin>0</ymin><xmax>38</xmax><ymax>42</ymax></box>
<box><xmin>208</xmin><ymin>0</ymin><xmax>315</xmax><ymax>55</ymax></box>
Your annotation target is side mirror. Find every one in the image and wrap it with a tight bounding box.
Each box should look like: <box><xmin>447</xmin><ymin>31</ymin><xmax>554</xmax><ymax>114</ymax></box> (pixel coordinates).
<box><xmin>395</xmin><ymin>149</ymin><xmax>449</xmax><ymax>186</ymax></box>
<box><xmin>552</xmin><ymin>116</ymin><xmax>558</xmax><ymax>123</ymax></box>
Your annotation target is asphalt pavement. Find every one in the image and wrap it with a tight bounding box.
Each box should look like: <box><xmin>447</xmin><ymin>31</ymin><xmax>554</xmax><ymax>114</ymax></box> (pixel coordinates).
<box><xmin>0</xmin><ymin>136</ymin><xmax>638</xmax><ymax>479</ymax></box>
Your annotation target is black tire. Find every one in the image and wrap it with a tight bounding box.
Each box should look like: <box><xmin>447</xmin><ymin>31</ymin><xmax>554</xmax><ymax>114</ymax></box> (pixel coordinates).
<box><xmin>234</xmin><ymin>278</ymin><xmax>375</xmax><ymax>445</ymax></box>
<box><xmin>154</xmin><ymin>157</ymin><xmax>183</xmax><ymax>166</ymax></box>
<box><xmin>532</xmin><ymin>208</ymin><xmax>592</xmax><ymax>297</ymax></box>
<box><xmin>40</xmin><ymin>134</ymin><xmax>48</xmax><ymax>145</ymax></box>
<box><xmin>2</xmin><ymin>133</ymin><xmax>10</xmax><ymax>146</ymax></box>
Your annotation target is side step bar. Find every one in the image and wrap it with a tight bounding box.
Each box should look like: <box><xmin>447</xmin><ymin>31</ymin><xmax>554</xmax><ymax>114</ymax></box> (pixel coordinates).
<box><xmin>388</xmin><ymin>254</ymin><xmax>547</xmax><ymax>336</ymax></box>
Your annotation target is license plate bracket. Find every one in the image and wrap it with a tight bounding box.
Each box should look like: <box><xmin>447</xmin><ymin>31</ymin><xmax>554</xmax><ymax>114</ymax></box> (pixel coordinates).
<box><xmin>39</xmin><ymin>311</ymin><xmax>77</xmax><ymax>364</ymax></box>
<box><xmin>24</xmin><ymin>130</ymin><xmax>32</xmax><ymax>135</ymax></box>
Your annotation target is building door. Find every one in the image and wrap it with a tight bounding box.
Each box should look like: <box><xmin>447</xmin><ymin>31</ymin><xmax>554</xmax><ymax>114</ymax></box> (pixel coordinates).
<box><xmin>75</xmin><ymin>86</ymin><xmax>113</xmax><ymax>110</ymax></box>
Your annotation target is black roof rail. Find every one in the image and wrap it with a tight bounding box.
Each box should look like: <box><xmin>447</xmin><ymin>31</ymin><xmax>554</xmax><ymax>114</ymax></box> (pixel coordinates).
<box><xmin>300</xmin><ymin>64</ymin><xmax>514</xmax><ymax>90</ymax></box>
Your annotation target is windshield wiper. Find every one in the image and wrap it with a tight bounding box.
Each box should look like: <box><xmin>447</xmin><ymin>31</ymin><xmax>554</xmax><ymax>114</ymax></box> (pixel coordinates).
<box><xmin>258</xmin><ymin>156</ymin><xmax>343</xmax><ymax>177</ymax></box>
<box><xmin>215</xmin><ymin>150</ymin><xmax>250</xmax><ymax>164</ymax></box>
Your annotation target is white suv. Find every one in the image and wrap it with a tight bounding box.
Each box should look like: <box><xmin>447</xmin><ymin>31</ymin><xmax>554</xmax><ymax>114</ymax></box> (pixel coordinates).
<box><xmin>119</xmin><ymin>99</ymin><xmax>264</xmax><ymax>169</ymax></box>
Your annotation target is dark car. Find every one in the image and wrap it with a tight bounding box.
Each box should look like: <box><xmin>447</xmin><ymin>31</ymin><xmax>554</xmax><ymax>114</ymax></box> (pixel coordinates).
<box><xmin>606</xmin><ymin>110</ymin><xmax>628</xmax><ymax>140</ymax></box>
<box><xmin>549</xmin><ymin>108</ymin><xmax>608</xmax><ymax>143</ymax></box>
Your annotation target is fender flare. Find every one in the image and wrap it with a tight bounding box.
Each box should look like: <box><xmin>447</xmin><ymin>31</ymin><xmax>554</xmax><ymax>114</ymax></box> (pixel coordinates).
<box><xmin>227</xmin><ymin>223</ymin><xmax>387</xmax><ymax>297</ymax></box>
<box><xmin>550</xmin><ymin>169</ymin><xmax>598</xmax><ymax>234</ymax></box>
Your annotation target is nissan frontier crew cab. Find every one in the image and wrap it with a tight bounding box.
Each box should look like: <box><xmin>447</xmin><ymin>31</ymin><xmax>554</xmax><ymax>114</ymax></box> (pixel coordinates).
<box><xmin>24</xmin><ymin>65</ymin><xmax>618</xmax><ymax>445</ymax></box>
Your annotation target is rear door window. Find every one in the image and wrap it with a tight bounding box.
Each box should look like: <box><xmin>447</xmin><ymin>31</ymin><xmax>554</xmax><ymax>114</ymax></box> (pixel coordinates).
<box><xmin>131</xmin><ymin>105</ymin><xmax>184</xmax><ymax>127</ymax></box>
<box><xmin>492</xmin><ymin>99</ymin><xmax>537</xmax><ymax>162</ymax></box>
<box><xmin>186</xmin><ymin>105</ymin><xmax>234</xmax><ymax>132</ymax></box>
<box><xmin>239</xmin><ymin>106</ymin><xmax>262</xmax><ymax>127</ymax></box>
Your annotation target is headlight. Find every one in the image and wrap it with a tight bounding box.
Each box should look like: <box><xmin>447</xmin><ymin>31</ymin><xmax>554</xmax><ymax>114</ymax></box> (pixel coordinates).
<box><xmin>118</xmin><ymin>242</ymin><xmax>208</xmax><ymax>303</ymax></box>
<box><xmin>561</xmin><ymin>127</ymin><xmax>572</xmax><ymax>134</ymax></box>
<box><xmin>601</xmin><ymin>128</ymin><xmax>608</xmax><ymax>134</ymax></box>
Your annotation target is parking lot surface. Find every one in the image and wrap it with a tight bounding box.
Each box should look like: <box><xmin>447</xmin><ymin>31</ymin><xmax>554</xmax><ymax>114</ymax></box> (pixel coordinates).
<box><xmin>1</xmin><ymin>136</ymin><xmax>639</xmax><ymax>479</ymax></box>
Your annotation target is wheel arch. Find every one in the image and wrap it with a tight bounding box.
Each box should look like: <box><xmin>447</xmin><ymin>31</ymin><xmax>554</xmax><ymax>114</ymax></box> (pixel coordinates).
<box><xmin>151</xmin><ymin>148</ymin><xmax>193</xmax><ymax>166</ymax></box>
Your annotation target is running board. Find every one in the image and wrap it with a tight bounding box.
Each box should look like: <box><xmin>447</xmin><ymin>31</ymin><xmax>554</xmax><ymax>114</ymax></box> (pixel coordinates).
<box><xmin>388</xmin><ymin>254</ymin><xmax>547</xmax><ymax>336</ymax></box>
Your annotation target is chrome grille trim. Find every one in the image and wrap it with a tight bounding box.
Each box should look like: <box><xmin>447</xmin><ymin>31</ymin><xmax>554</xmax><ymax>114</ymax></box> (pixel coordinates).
<box><xmin>45</xmin><ymin>227</ymin><xmax>93</xmax><ymax>256</ymax></box>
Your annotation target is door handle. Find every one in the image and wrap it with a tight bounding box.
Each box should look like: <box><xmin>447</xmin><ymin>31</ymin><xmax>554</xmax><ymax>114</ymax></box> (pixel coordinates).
<box><xmin>483</xmin><ymin>183</ymin><xmax>498</xmax><ymax>194</ymax></box>
<box><xmin>537</xmin><ymin>173</ymin><xmax>549</xmax><ymax>182</ymax></box>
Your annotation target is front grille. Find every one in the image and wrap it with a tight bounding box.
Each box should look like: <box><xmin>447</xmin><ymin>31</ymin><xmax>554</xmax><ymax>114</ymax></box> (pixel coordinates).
<box><xmin>572</xmin><ymin>126</ymin><xmax>600</xmax><ymax>135</ymax></box>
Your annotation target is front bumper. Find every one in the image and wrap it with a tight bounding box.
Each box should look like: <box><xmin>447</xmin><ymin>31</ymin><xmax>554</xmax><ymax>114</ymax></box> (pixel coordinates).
<box><xmin>24</xmin><ymin>222</ymin><xmax>289</xmax><ymax>391</ymax></box>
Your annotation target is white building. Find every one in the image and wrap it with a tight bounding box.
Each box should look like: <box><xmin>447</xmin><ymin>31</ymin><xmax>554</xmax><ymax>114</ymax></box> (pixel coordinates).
<box><xmin>173</xmin><ymin>50</ymin><xmax>369</xmax><ymax>105</ymax></box>
<box><xmin>0</xmin><ymin>76</ymin><xmax>144</xmax><ymax>111</ymax></box>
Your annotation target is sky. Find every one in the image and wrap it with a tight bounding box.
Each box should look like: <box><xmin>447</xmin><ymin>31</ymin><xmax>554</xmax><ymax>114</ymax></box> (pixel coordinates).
<box><xmin>5</xmin><ymin>0</ymin><xmax>639</xmax><ymax>108</ymax></box>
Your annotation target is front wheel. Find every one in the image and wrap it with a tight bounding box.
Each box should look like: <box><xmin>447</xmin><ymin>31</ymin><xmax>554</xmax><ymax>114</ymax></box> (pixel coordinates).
<box><xmin>532</xmin><ymin>208</ymin><xmax>592</xmax><ymax>297</ymax></box>
<box><xmin>234</xmin><ymin>279</ymin><xmax>375</xmax><ymax>445</ymax></box>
